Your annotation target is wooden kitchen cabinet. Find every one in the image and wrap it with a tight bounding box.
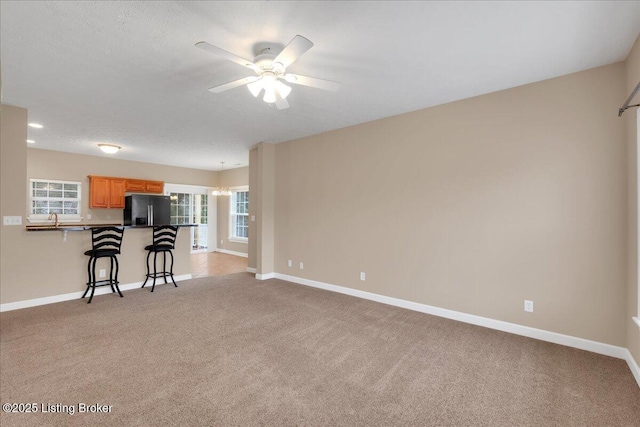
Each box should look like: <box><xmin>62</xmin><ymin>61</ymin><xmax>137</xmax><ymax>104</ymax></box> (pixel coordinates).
<box><xmin>89</xmin><ymin>176</ymin><xmax>164</xmax><ymax>208</ymax></box>
<box><xmin>144</xmin><ymin>181</ymin><xmax>164</xmax><ymax>193</ymax></box>
<box><xmin>124</xmin><ymin>179</ymin><xmax>164</xmax><ymax>194</ymax></box>
<box><xmin>89</xmin><ymin>176</ymin><xmax>110</xmax><ymax>208</ymax></box>
<box><xmin>109</xmin><ymin>179</ymin><xmax>126</xmax><ymax>208</ymax></box>
<box><xmin>124</xmin><ymin>179</ymin><xmax>146</xmax><ymax>192</ymax></box>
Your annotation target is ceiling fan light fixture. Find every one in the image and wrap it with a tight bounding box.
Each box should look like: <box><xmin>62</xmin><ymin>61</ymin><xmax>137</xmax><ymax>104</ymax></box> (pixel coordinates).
<box><xmin>263</xmin><ymin>88</ymin><xmax>277</xmax><ymax>104</ymax></box>
<box><xmin>197</xmin><ymin>35</ymin><xmax>340</xmax><ymax>109</ymax></box>
<box><xmin>247</xmin><ymin>80</ymin><xmax>263</xmax><ymax>97</ymax></box>
<box><xmin>276</xmin><ymin>81</ymin><xmax>292</xmax><ymax>99</ymax></box>
<box><xmin>262</xmin><ymin>74</ymin><xmax>277</xmax><ymax>90</ymax></box>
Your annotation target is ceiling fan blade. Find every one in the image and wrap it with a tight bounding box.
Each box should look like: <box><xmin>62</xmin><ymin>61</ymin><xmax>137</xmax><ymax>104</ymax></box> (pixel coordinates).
<box><xmin>275</xmin><ymin>94</ymin><xmax>290</xmax><ymax>110</ymax></box>
<box><xmin>208</xmin><ymin>76</ymin><xmax>259</xmax><ymax>93</ymax></box>
<box><xmin>274</xmin><ymin>35</ymin><xmax>314</xmax><ymax>68</ymax></box>
<box><xmin>283</xmin><ymin>74</ymin><xmax>341</xmax><ymax>92</ymax></box>
<box><xmin>195</xmin><ymin>41</ymin><xmax>258</xmax><ymax>72</ymax></box>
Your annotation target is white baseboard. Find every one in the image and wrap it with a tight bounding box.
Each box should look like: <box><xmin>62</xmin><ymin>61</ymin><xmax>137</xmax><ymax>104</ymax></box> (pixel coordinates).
<box><xmin>216</xmin><ymin>249</ymin><xmax>248</xmax><ymax>258</ymax></box>
<box><xmin>256</xmin><ymin>272</ymin><xmax>275</xmax><ymax>280</ymax></box>
<box><xmin>0</xmin><ymin>274</ymin><xmax>192</xmax><ymax>312</ymax></box>
<box><xmin>274</xmin><ymin>273</ymin><xmax>638</xmax><ymax>386</ymax></box>
<box><xmin>247</xmin><ymin>267</ymin><xmax>257</xmax><ymax>274</ymax></box>
<box><xmin>625</xmin><ymin>349</ymin><xmax>640</xmax><ymax>388</ymax></box>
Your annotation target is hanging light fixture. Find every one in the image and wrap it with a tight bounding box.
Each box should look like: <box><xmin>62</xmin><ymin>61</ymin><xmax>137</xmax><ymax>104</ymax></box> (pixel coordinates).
<box><xmin>212</xmin><ymin>161</ymin><xmax>232</xmax><ymax>196</ymax></box>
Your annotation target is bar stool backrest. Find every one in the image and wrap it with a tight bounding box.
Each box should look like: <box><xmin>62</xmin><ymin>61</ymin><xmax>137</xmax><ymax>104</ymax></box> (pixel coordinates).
<box><xmin>91</xmin><ymin>227</ymin><xmax>125</xmax><ymax>253</ymax></box>
<box><xmin>153</xmin><ymin>225</ymin><xmax>178</xmax><ymax>249</ymax></box>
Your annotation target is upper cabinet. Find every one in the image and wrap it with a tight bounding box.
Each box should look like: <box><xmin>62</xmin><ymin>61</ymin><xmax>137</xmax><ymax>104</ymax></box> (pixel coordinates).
<box><xmin>89</xmin><ymin>176</ymin><xmax>110</xmax><ymax>208</ymax></box>
<box><xmin>124</xmin><ymin>179</ymin><xmax>146</xmax><ymax>192</ymax></box>
<box><xmin>144</xmin><ymin>181</ymin><xmax>164</xmax><ymax>193</ymax></box>
<box><xmin>109</xmin><ymin>179</ymin><xmax>127</xmax><ymax>209</ymax></box>
<box><xmin>89</xmin><ymin>176</ymin><xmax>164</xmax><ymax>208</ymax></box>
<box><xmin>124</xmin><ymin>179</ymin><xmax>164</xmax><ymax>194</ymax></box>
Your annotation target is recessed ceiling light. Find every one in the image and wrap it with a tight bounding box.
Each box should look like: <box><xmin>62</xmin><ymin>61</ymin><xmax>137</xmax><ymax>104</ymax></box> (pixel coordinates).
<box><xmin>26</xmin><ymin>139</ymin><xmax>35</xmax><ymax>144</ymax></box>
<box><xmin>98</xmin><ymin>144</ymin><xmax>121</xmax><ymax>154</ymax></box>
<box><xmin>28</xmin><ymin>123</ymin><xmax>43</xmax><ymax>129</ymax></box>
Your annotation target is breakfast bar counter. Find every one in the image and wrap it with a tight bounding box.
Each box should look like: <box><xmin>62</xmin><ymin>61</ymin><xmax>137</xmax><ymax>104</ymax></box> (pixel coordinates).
<box><xmin>18</xmin><ymin>223</ymin><xmax>196</xmax><ymax>303</ymax></box>
<box><xmin>25</xmin><ymin>223</ymin><xmax>197</xmax><ymax>231</ymax></box>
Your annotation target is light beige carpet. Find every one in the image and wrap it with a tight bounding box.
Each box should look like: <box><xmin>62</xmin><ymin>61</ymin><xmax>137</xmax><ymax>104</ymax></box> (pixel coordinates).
<box><xmin>1</xmin><ymin>273</ymin><xmax>639</xmax><ymax>426</ymax></box>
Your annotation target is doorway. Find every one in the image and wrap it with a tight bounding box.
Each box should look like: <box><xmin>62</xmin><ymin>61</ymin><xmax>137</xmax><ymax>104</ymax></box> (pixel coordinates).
<box><xmin>165</xmin><ymin>184</ymin><xmax>216</xmax><ymax>254</ymax></box>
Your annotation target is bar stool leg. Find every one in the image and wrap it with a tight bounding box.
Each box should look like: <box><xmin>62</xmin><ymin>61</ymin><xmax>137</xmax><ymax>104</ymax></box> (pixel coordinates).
<box><xmin>151</xmin><ymin>251</ymin><xmax>158</xmax><ymax>292</ymax></box>
<box><xmin>163</xmin><ymin>251</ymin><xmax>168</xmax><ymax>284</ymax></box>
<box><xmin>142</xmin><ymin>250</ymin><xmax>151</xmax><ymax>288</ymax></box>
<box><xmin>82</xmin><ymin>256</ymin><xmax>93</xmax><ymax>299</ymax></box>
<box><xmin>88</xmin><ymin>257</ymin><xmax>98</xmax><ymax>304</ymax></box>
<box><xmin>109</xmin><ymin>256</ymin><xmax>116</xmax><ymax>293</ymax></box>
<box><xmin>113</xmin><ymin>255</ymin><xmax>123</xmax><ymax>297</ymax></box>
<box><xmin>169</xmin><ymin>250</ymin><xmax>177</xmax><ymax>287</ymax></box>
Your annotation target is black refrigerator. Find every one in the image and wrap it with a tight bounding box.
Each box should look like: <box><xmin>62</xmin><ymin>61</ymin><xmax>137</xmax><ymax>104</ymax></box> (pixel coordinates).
<box><xmin>124</xmin><ymin>195</ymin><xmax>171</xmax><ymax>226</ymax></box>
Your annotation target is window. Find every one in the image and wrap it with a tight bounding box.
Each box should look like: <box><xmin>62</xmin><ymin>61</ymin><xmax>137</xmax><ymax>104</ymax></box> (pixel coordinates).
<box><xmin>170</xmin><ymin>192</ymin><xmax>192</xmax><ymax>225</ymax></box>
<box><xmin>230</xmin><ymin>187</ymin><xmax>249</xmax><ymax>242</ymax></box>
<box><xmin>29</xmin><ymin>179</ymin><xmax>82</xmax><ymax>222</ymax></box>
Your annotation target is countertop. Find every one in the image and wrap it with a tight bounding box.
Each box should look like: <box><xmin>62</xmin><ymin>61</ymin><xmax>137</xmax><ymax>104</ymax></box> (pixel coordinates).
<box><xmin>25</xmin><ymin>223</ymin><xmax>197</xmax><ymax>231</ymax></box>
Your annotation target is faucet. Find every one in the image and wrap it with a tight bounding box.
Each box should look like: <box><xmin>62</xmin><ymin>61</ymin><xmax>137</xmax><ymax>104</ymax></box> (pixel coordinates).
<box><xmin>47</xmin><ymin>212</ymin><xmax>59</xmax><ymax>228</ymax></box>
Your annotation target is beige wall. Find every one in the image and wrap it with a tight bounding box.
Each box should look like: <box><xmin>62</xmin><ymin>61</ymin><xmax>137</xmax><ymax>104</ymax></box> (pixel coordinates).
<box><xmin>273</xmin><ymin>63</ymin><xmax>628</xmax><ymax>346</ymax></box>
<box><xmin>0</xmin><ymin>123</ymin><xmax>220</xmax><ymax>304</ymax></box>
<box><xmin>625</xmin><ymin>35</ymin><xmax>640</xmax><ymax>368</ymax></box>
<box><xmin>28</xmin><ymin>148</ymin><xmax>217</xmax><ymax>224</ymax></box>
<box><xmin>216</xmin><ymin>166</ymin><xmax>249</xmax><ymax>255</ymax></box>
<box><xmin>248</xmin><ymin>148</ymin><xmax>258</xmax><ymax>270</ymax></box>
<box><xmin>256</xmin><ymin>143</ymin><xmax>276</xmax><ymax>275</ymax></box>
<box><xmin>1</xmin><ymin>104</ymin><xmax>29</xmax><ymax>302</ymax></box>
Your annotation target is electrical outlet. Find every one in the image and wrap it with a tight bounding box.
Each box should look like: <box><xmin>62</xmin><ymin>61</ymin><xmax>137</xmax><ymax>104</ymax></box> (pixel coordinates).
<box><xmin>99</xmin><ymin>269</ymin><xmax>106</xmax><ymax>278</ymax></box>
<box><xmin>3</xmin><ymin>216</ymin><xmax>22</xmax><ymax>225</ymax></box>
<box><xmin>299</xmin><ymin>262</ymin><xmax>304</xmax><ymax>270</ymax></box>
<box><xmin>221</xmin><ymin>240</ymin><xmax>224</xmax><ymax>245</ymax></box>
<box><xmin>87</xmin><ymin>213</ymin><xmax>92</xmax><ymax>220</ymax></box>
<box><xmin>524</xmin><ymin>300</ymin><xmax>534</xmax><ymax>313</ymax></box>
<box><xmin>251</xmin><ymin>215</ymin><xmax>255</xmax><ymax>222</ymax></box>
<box><xmin>287</xmin><ymin>260</ymin><xmax>292</xmax><ymax>267</ymax></box>
<box><xmin>360</xmin><ymin>272</ymin><xmax>366</xmax><ymax>281</ymax></box>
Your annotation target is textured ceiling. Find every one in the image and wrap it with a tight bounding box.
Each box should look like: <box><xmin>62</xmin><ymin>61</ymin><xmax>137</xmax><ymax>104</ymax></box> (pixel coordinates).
<box><xmin>1</xmin><ymin>1</ymin><xmax>639</xmax><ymax>171</ymax></box>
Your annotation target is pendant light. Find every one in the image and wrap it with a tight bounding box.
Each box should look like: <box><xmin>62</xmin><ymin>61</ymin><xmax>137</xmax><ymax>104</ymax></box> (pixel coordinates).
<box><xmin>212</xmin><ymin>161</ymin><xmax>232</xmax><ymax>196</ymax></box>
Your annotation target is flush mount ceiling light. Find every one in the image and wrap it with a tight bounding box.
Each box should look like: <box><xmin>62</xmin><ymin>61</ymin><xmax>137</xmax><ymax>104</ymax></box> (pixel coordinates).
<box><xmin>98</xmin><ymin>143</ymin><xmax>121</xmax><ymax>154</ymax></box>
<box><xmin>28</xmin><ymin>123</ymin><xmax>43</xmax><ymax>129</ymax></box>
<box><xmin>26</xmin><ymin>139</ymin><xmax>35</xmax><ymax>144</ymax></box>
<box><xmin>195</xmin><ymin>35</ymin><xmax>341</xmax><ymax>110</ymax></box>
<box><xmin>211</xmin><ymin>162</ymin><xmax>232</xmax><ymax>196</ymax></box>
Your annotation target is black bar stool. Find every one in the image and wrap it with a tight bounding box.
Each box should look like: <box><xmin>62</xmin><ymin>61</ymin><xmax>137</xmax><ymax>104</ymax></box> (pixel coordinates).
<box><xmin>82</xmin><ymin>227</ymin><xmax>125</xmax><ymax>304</ymax></box>
<box><xmin>142</xmin><ymin>225</ymin><xmax>178</xmax><ymax>292</ymax></box>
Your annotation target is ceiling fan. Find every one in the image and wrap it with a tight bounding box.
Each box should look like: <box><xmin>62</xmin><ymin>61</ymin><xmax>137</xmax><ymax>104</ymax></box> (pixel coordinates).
<box><xmin>195</xmin><ymin>35</ymin><xmax>341</xmax><ymax>110</ymax></box>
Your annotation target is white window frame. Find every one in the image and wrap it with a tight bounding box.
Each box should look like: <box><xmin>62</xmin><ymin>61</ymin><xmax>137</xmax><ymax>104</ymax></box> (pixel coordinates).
<box><xmin>229</xmin><ymin>186</ymin><xmax>249</xmax><ymax>244</ymax></box>
<box><xmin>28</xmin><ymin>178</ymin><xmax>82</xmax><ymax>223</ymax></box>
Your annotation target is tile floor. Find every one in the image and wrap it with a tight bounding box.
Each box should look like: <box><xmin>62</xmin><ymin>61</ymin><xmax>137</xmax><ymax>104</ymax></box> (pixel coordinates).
<box><xmin>190</xmin><ymin>251</ymin><xmax>248</xmax><ymax>278</ymax></box>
